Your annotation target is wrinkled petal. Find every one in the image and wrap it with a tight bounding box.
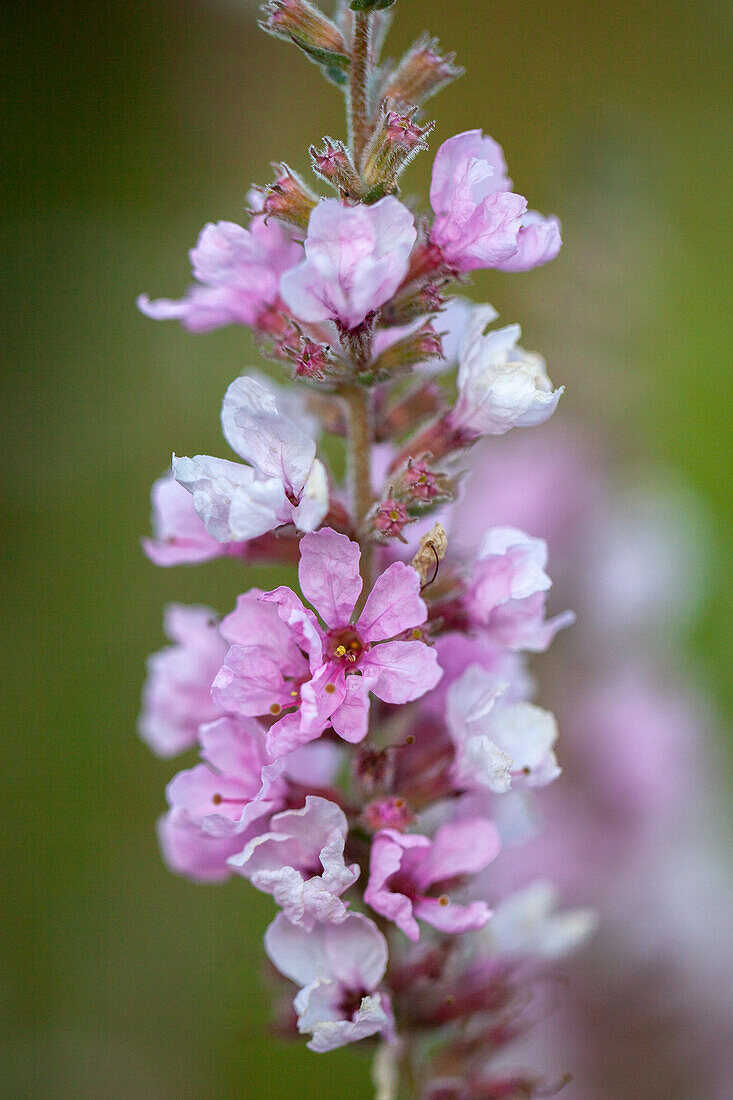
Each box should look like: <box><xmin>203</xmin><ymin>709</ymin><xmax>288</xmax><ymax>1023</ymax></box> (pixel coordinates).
<box><xmin>494</xmin><ymin>212</ymin><xmax>562</xmax><ymax>273</ymax></box>
<box><xmin>138</xmin><ymin>217</ymin><xmax>301</xmax><ymax>332</ymax></box>
<box><xmin>357</xmin><ymin>561</ymin><xmax>426</xmax><ymax>642</ymax></box>
<box><xmin>221</xmin><ymin>375</ymin><xmax>316</xmax><ymax>492</ymax></box>
<box><xmin>298</xmin><ymin>528</ymin><xmax>362</xmax><ymax>628</ymax></box>
<box><xmin>280</xmin><ymin>197</ymin><xmax>416</xmax><ymax>330</ymax></box>
<box><xmin>172</xmin><ymin>454</ymin><xmax>256</xmax><ymax>543</ymax></box>
<box><xmin>330</xmin><ymin>675</ymin><xmax>373</xmax><ymax>743</ymax></box>
<box><xmin>362</xmin><ymin>640</ymin><xmax>442</xmax><ymax>704</ymax></box>
<box><xmin>211</xmin><ymin>645</ymin><xmax>291</xmax><ymax>716</ymax></box>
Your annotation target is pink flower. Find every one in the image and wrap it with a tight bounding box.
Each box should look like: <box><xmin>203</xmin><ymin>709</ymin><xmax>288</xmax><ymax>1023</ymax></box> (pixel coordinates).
<box><xmin>495</xmin><ymin>210</ymin><xmax>562</xmax><ymax>274</ymax></box>
<box><xmin>280</xmin><ymin>197</ymin><xmax>416</xmax><ymax>329</ymax></box>
<box><xmin>451</xmin><ymin>311</ymin><xmax>563</xmax><ymax>437</ymax></box>
<box><xmin>364</xmin><ymin>818</ymin><xmax>500</xmax><ymax>942</ymax></box>
<box><xmin>467</xmin><ymin>527</ymin><xmax>574</xmax><ymax>651</ymax></box>
<box><xmin>213</xmin><ymin>528</ymin><xmax>442</xmax><ymax>758</ymax></box>
<box><xmin>173</xmin><ymin>375</ymin><xmax>328</xmax><ymax>542</ymax></box>
<box><xmin>447</xmin><ymin>665</ymin><xmax>561</xmax><ymax>794</ymax></box>
<box><xmin>157</xmin><ymin>809</ymin><xmax>248</xmax><ymax>884</ymax></box>
<box><xmin>265</xmin><ymin>911</ymin><xmax>392</xmax><ymax>1052</ymax></box>
<box><xmin>166</xmin><ymin>715</ymin><xmax>286</xmax><ymax>833</ymax></box>
<box><xmin>143</xmin><ymin>474</ymin><xmax>249</xmax><ymax>566</ymax></box>
<box><xmin>137</xmin><ymin>217</ymin><xmax>301</xmax><ymax>332</ymax></box>
<box><xmin>228</xmin><ymin>795</ymin><xmax>359</xmax><ymax>927</ymax></box>
<box><xmin>429</xmin><ymin>130</ymin><xmax>561</xmax><ymax>273</ymax></box>
<box><xmin>138</xmin><ymin>604</ymin><xmax>227</xmax><ymax>758</ymax></box>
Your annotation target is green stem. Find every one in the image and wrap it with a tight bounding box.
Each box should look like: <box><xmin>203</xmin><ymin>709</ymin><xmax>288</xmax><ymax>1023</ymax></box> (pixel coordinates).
<box><xmin>349</xmin><ymin>11</ymin><xmax>373</xmax><ymax>170</ymax></box>
<box><xmin>396</xmin><ymin>1038</ymin><xmax>419</xmax><ymax>1100</ymax></box>
<box><xmin>338</xmin><ymin>381</ymin><xmax>374</xmax><ymax>590</ymax></box>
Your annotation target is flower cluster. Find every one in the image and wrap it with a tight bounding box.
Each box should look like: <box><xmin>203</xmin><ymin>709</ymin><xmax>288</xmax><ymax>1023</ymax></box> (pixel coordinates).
<box><xmin>138</xmin><ymin>3</ymin><xmax>589</xmax><ymax>1094</ymax></box>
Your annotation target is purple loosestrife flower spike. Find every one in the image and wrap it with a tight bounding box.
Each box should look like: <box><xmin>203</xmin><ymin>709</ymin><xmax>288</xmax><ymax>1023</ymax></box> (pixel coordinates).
<box><xmin>138</xmin><ymin>3</ymin><xmax>589</xmax><ymax>1089</ymax></box>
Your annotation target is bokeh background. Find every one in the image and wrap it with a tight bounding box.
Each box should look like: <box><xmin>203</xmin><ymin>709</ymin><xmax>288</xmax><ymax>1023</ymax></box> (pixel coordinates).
<box><xmin>2</xmin><ymin>0</ymin><xmax>731</xmax><ymax>1096</ymax></box>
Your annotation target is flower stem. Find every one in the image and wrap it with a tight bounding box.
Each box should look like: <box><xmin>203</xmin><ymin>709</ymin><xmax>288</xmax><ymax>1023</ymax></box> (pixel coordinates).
<box><xmin>339</xmin><ymin>381</ymin><xmax>374</xmax><ymax>589</ymax></box>
<box><xmin>349</xmin><ymin>11</ymin><xmax>373</xmax><ymax>171</ymax></box>
<box><xmin>396</xmin><ymin>1038</ymin><xmax>418</xmax><ymax>1100</ymax></box>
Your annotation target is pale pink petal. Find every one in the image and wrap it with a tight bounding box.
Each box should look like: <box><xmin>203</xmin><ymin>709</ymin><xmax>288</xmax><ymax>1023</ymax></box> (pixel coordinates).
<box><xmin>266</xmin><ymin>709</ymin><xmax>315</xmax><ymax>760</ymax></box>
<box><xmin>299</xmin><ymin>663</ymin><xmax>347</xmax><ymax>732</ymax></box>
<box><xmin>260</xmin><ymin>586</ymin><xmax>324</xmax><ymax>667</ymax></box>
<box><xmin>362</xmin><ymin>640</ymin><xmax>442</xmax><ymax>704</ymax></box>
<box><xmin>330</xmin><ymin>675</ymin><xmax>373</xmax><ymax>743</ymax></box>
<box><xmin>419</xmin><ymin>818</ymin><xmax>502</xmax><ymax>887</ymax></box>
<box><xmin>364</xmin><ymin>830</ymin><xmax>431</xmax><ymax>943</ymax></box>
<box><xmin>143</xmin><ymin>474</ymin><xmax>232</xmax><ymax>566</ymax></box>
<box><xmin>412</xmin><ymin>896</ymin><xmax>493</xmax><ymax>934</ymax></box>
<box><xmin>298</xmin><ymin>528</ymin><xmax>362</xmax><ymax>628</ymax></box>
<box><xmin>156</xmin><ymin>809</ymin><xmax>242</xmax><ymax>883</ymax></box>
<box><xmin>211</xmin><ymin>645</ymin><xmax>291</xmax><ymax>716</ymax></box>
<box><xmin>494</xmin><ymin>212</ymin><xmax>562</xmax><ymax>273</ymax></box>
<box><xmin>357</xmin><ymin>561</ymin><xmax>426</xmax><ymax>642</ymax></box>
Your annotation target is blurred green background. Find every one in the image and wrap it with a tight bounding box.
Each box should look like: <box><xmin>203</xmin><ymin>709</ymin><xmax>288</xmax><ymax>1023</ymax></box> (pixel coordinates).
<box><xmin>2</xmin><ymin>0</ymin><xmax>731</xmax><ymax>1095</ymax></box>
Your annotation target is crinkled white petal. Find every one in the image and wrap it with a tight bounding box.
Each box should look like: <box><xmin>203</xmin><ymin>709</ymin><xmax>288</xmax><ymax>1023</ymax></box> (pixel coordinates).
<box><xmin>172</xmin><ymin>454</ymin><xmax>256</xmax><ymax>543</ymax></box>
<box><xmin>291</xmin><ymin>458</ymin><xmax>329</xmax><ymax>532</ymax></box>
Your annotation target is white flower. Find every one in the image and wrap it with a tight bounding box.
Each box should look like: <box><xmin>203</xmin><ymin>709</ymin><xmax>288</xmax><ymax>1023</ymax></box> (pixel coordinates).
<box><xmin>447</xmin><ymin>664</ymin><xmax>561</xmax><ymax>793</ymax></box>
<box><xmin>227</xmin><ymin>796</ymin><xmax>359</xmax><ymax>929</ymax></box>
<box><xmin>173</xmin><ymin>375</ymin><xmax>328</xmax><ymax>542</ymax></box>
<box><xmin>265</xmin><ymin>912</ymin><xmax>391</xmax><ymax>1052</ymax></box>
<box><xmin>452</xmin><ymin>317</ymin><xmax>562</xmax><ymax>436</ymax></box>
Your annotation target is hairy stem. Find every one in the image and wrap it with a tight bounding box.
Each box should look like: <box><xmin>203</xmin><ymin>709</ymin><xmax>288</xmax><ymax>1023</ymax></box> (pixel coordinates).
<box><xmin>349</xmin><ymin>11</ymin><xmax>373</xmax><ymax>170</ymax></box>
<box><xmin>339</xmin><ymin>381</ymin><xmax>374</xmax><ymax>589</ymax></box>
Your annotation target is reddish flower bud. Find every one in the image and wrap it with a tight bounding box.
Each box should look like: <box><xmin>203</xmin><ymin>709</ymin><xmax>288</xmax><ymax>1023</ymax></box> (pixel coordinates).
<box><xmin>362</xmin><ymin>107</ymin><xmax>434</xmax><ymax>196</ymax></box>
<box><xmin>380</xmin><ymin>34</ymin><xmax>464</xmax><ymax>112</ymax></box>
<box><xmin>402</xmin><ymin>457</ymin><xmax>446</xmax><ymax>503</ymax></box>
<box><xmin>261</xmin><ymin>0</ymin><xmax>350</xmax><ymax>85</ymax></box>
<box><xmin>369</xmin><ymin>320</ymin><xmax>443</xmax><ymax>378</ymax></box>
<box><xmin>309</xmin><ymin>138</ymin><xmax>364</xmax><ymax>198</ymax></box>
<box><xmin>261</xmin><ymin>163</ymin><xmax>317</xmax><ymax>231</ymax></box>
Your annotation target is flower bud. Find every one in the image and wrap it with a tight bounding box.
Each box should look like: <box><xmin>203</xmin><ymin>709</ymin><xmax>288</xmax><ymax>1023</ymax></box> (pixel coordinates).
<box><xmin>261</xmin><ymin>0</ymin><xmax>351</xmax><ymax>84</ymax></box>
<box><xmin>309</xmin><ymin>138</ymin><xmax>364</xmax><ymax>198</ymax></box>
<box><xmin>261</xmin><ymin>164</ymin><xmax>317</xmax><ymax>231</ymax></box>
<box><xmin>369</xmin><ymin>320</ymin><xmax>443</xmax><ymax>378</ymax></box>
<box><xmin>380</xmin><ymin>34</ymin><xmax>464</xmax><ymax>112</ymax></box>
<box><xmin>380</xmin><ymin>278</ymin><xmax>446</xmax><ymax>326</ymax></box>
<box><xmin>362</xmin><ymin>107</ymin><xmax>434</xmax><ymax>197</ymax></box>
